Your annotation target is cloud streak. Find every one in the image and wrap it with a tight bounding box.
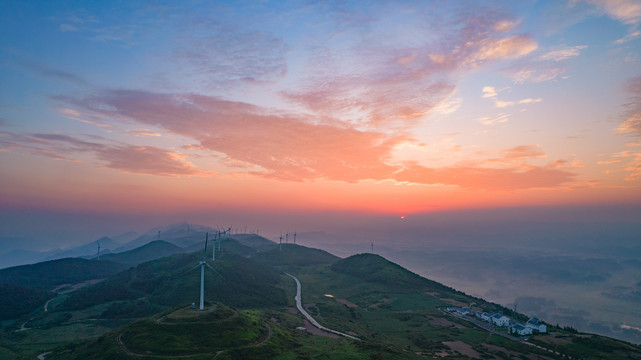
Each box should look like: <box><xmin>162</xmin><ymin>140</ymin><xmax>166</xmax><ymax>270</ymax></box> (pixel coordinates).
<box><xmin>0</xmin><ymin>131</ymin><xmax>199</xmax><ymax>176</ymax></box>
<box><xmin>171</xmin><ymin>22</ymin><xmax>288</xmax><ymax>87</ymax></box>
<box><xmin>616</xmin><ymin>75</ymin><xmax>641</xmax><ymax>137</ymax></box>
<box><xmin>481</xmin><ymin>86</ymin><xmax>543</xmax><ymax>108</ymax></box>
<box><xmin>54</xmin><ymin>90</ymin><xmax>575</xmax><ymax>190</ymax></box>
<box><xmin>16</xmin><ymin>61</ymin><xmax>87</xmax><ymax>85</ymax></box>
<box><xmin>538</xmin><ymin>45</ymin><xmax>588</xmax><ymax>61</ymax></box>
<box><xmin>280</xmin><ymin>4</ymin><xmax>538</xmax><ymax>129</ymax></box>
<box><xmin>581</xmin><ymin>0</ymin><xmax>641</xmax><ymax>25</ymax></box>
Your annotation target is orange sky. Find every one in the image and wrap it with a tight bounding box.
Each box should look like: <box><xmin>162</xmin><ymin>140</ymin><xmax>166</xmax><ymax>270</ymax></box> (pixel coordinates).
<box><xmin>1</xmin><ymin>1</ymin><xmax>641</xmax><ymax>237</ymax></box>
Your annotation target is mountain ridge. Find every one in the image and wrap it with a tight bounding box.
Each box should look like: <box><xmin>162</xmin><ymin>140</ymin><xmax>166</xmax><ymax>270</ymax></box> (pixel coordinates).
<box><xmin>2</xmin><ymin>226</ymin><xmax>640</xmax><ymax>360</ymax></box>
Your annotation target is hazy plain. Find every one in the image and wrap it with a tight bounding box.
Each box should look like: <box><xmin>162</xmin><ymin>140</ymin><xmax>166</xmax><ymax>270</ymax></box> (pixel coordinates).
<box><xmin>300</xmin><ymin>206</ymin><xmax>641</xmax><ymax>344</ymax></box>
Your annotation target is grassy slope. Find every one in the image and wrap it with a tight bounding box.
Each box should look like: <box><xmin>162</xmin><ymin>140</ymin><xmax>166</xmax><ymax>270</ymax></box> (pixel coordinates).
<box><xmin>60</xmin><ymin>251</ymin><xmax>287</xmax><ymax>311</ymax></box>
<box><xmin>231</xmin><ymin>234</ymin><xmax>276</xmax><ymax>249</ymax></box>
<box><xmin>0</xmin><ymin>283</ymin><xmax>52</xmax><ymax>320</ymax></box>
<box><xmin>251</xmin><ymin>243</ymin><xmax>340</xmax><ymax>267</ymax></box>
<box><xmin>8</xmin><ymin>248</ymin><xmax>641</xmax><ymax>360</ymax></box>
<box><xmin>0</xmin><ymin>258</ymin><xmax>126</xmax><ymax>290</ymax></box>
<box><xmin>98</xmin><ymin>240</ymin><xmax>184</xmax><ymax>266</ymax></box>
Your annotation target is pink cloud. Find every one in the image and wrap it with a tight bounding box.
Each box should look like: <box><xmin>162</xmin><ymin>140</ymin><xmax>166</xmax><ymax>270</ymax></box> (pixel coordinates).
<box><xmin>465</xmin><ymin>35</ymin><xmax>538</xmax><ymax>65</ymax></box>
<box><xmin>510</xmin><ymin>66</ymin><xmax>566</xmax><ymax>83</ymax></box>
<box><xmin>62</xmin><ymin>90</ymin><xmax>404</xmax><ymax>182</ymax></box>
<box><xmin>498</xmin><ymin>145</ymin><xmax>546</xmax><ymax>160</ymax></box>
<box><xmin>547</xmin><ymin>159</ymin><xmax>585</xmax><ymax>168</ymax></box>
<box><xmin>96</xmin><ymin>145</ymin><xmax>199</xmax><ymax>176</ymax></box>
<box><xmin>478</xmin><ymin>113</ymin><xmax>510</xmax><ymax>126</ymax></box>
<box><xmin>581</xmin><ymin>0</ymin><xmax>641</xmax><ymax>24</ymax></box>
<box><xmin>280</xmin><ymin>6</ymin><xmax>536</xmax><ymax>129</ymax></box>
<box><xmin>394</xmin><ymin>162</ymin><xmax>574</xmax><ymax>190</ymax></box>
<box><xmin>126</xmin><ymin>129</ymin><xmax>162</xmax><ymax>137</ymax></box>
<box><xmin>538</xmin><ymin>45</ymin><xmax>588</xmax><ymax>61</ymax></box>
<box><xmin>482</xmin><ymin>86</ymin><xmax>498</xmax><ymax>98</ymax></box>
<box><xmin>606</xmin><ymin>77</ymin><xmax>641</xmax><ymax>184</ymax></box>
<box><xmin>611</xmin><ymin>149</ymin><xmax>641</xmax><ymax>182</ymax></box>
<box><xmin>615</xmin><ymin>75</ymin><xmax>641</xmax><ymax>136</ymax></box>
<box><xmin>182</xmin><ymin>144</ymin><xmax>205</xmax><ymax>151</ymax></box>
<box><xmin>56</xmin><ymin>90</ymin><xmax>576</xmax><ymax>190</ymax></box>
<box><xmin>506</xmin><ymin>43</ymin><xmax>587</xmax><ymax>83</ymax></box>
<box><xmin>0</xmin><ymin>131</ymin><xmax>200</xmax><ymax>177</ymax></box>
<box><xmin>615</xmin><ymin>30</ymin><xmax>641</xmax><ymax>44</ymax></box>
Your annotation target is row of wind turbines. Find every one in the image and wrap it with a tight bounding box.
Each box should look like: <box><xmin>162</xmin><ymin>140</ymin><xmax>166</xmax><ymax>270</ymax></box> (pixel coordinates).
<box><xmin>279</xmin><ymin>231</ymin><xmax>296</xmax><ymax>251</ymax></box>
<box><xmin>193</xmin><ymin>228</ymin><xmax>298</xmax><ymax>310</ymax></box>
<box><xmin>190</xmin><ymin>228</ymin><xmax>231</xmax><ymax>310</ymax></box>
<box><xmin>100</xmin><ymin>226</ymin><xmax>297</xmax><ymax>311</ymax></box>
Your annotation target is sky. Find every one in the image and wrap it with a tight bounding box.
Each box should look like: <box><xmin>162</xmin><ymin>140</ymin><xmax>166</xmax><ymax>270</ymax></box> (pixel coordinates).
<box><xmin>1</xmin><ymin>0</ymin><xmax>641</xmax><ymax>245</ymax></box>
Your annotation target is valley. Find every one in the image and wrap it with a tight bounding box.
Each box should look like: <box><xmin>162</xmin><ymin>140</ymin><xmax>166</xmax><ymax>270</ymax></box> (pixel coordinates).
<box><xmin>1</xmin><ymin>225</ymin><xmax>640</xmax><ymax>359</ymax></box>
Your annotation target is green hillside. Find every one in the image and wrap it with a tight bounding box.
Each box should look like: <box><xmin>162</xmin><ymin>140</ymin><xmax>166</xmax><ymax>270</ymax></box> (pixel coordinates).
<box><xmin>49</xmin><ymin>304</ymin><xmax>297</xmax><ymax>360</ymax></box>
<box><xmin>98</xmin><ymin>240</ymin><xmax>184</xmax><ymax>266</ymax></box>
<box><xmin>331</xmin><ymin>253</ymin><xmax>456</xmax><ymax>293</ymax></box>
<box><xmin>251</xmin><ymin>243</ymin><xmax>340</xmax><ymax>267</ymax></box>
<box><xmin>0</xmin><ymin>283</ymin><xmax>52</xmax><ymax>320</ymax></box>
<box><xmin>61</xmin><ymin>251</ymin><xmax>287</xmax><ymax>311</ymax></box>
<box><xmin>4</xmin><ymin>243</ymin><xmax>641</xmax><ymax>360</ymax></box>
<box><xmin>218</xmin><ymin>238</ymin><xmax>259</xmax><ymax>257</ymax></box>
<box><xmin>161</xmin><ymin>231</ymin><xmax>210</xmax><ymax>248</ymax></box>
<box><xmin>0</xmin><ymin>258</ymin><xmax>126</xmax><ymax>291</ymax></box>
<box><xmin>231</xmin><ymin>234</ymin><xmax>275</xmax><ymax>249</ymax></box>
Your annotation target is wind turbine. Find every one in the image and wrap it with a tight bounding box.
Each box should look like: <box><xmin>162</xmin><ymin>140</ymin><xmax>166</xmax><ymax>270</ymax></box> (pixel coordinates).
<box><xmin>189</xmin><ymin>233</ymin><xmax>224</xmax><ymax>310</ymax></box>
<box><xmin>215</xmin><ymin>226</ymin><xmax>231</xmax><ymax>251</ymax></box>
<box><xmin>279</xmin><ymin>233</ymin><xmax>283</xmax><ymax>251</ymax></box>
<box><xmin>96</xmin><ymin>240</ymin><xmax>100</xmax><ymax>261</ymax></box>
<box><xmin>222</xmin><ymin>227</ymin><xmax>231</xmax><ymax>250</ymax></box>
<box><xmin>293</xmin><ymin>231</ymin><xmax>296</xmax><ymax>244</ymax></box>
<box><xmin>212</xmin><ymin>231</ymin><xmax>217</xmax><ymax>261</ymax></box>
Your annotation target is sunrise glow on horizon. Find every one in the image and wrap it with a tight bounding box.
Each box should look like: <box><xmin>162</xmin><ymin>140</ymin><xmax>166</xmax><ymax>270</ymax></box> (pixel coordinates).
<box><xmin>1</xmin><ymin>1</ymin><xmax>641</xmax><ymax>219</ymax></box>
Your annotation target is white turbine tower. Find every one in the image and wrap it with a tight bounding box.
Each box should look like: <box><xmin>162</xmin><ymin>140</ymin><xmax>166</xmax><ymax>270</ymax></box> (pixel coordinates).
<box><xmin>279</xmin><ymin>233</ymin><xmax>283</xmax><ymax>251</ymax></box>
<box><xmin>189</xmin><ymin>233</ymin><xmax>224</xmax><ymax>310</ymax></box>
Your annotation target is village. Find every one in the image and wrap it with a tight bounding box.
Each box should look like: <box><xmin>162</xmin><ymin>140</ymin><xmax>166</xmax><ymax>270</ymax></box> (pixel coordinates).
<box><xmin>446</xmin><ymin>306</ymin><xmax>547</xmax><ymax>336</ymax></box>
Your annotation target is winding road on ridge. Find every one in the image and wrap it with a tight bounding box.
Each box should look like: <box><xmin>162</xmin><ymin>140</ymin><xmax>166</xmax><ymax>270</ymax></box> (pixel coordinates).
<box><xmin>285</xmin><ymin>273</ymin><xmax>359</xmax><ymax>341</ymax></box>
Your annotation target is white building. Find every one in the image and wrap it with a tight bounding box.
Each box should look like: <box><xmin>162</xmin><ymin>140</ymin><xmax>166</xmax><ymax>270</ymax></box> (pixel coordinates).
<box><xmin>481</xmin><ymin>312</ymin><xmax>491</xmax><ymax>321</ymax></box>
<box><xmin>491</xmin><ymin>313</ymin><xmax>510</xmax><ymax>327</ymax></box>
<box><xmin>456</xmin><ymin>307</ymin><xmax>471</xmax><ymax>316</ymax></box>
<box><xmin>526</xmin><ymin>317</ymin><xmax>547</xmax><ymax>333</ymax></box>
<box><xmin>510</xmin><ymin>324</ymin><xmax>533</xmax><ymax>336</ymax></box>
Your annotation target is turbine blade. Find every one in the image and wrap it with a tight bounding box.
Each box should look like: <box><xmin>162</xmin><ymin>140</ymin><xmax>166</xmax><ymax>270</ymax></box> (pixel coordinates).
<box><xmin>173</xmin><ymin>263</ymin><xmax>201</xmax><ymax>277</ymax></box>
<box><xmin>204</xmin><ymin>262</ymin><xmax>225</xmax><ymax>280</ymax></box>
<box><xmin>203</xmin><ymin>233</ymin><xmax>208</xmax><ymax>260</ymax></box>
<box><xmin>191</xmin><ymin>263</ymin><xmax>202</xmax><ymax>272</ymax></box>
